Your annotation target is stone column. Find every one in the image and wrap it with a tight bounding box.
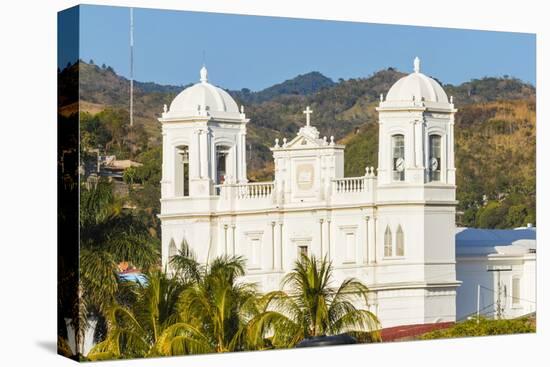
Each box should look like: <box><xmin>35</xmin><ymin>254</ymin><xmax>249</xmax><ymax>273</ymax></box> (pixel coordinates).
<box><xmin>327</xmin><ymin>219</ymin><xmax>332</xmax><ymax>260</ymax></box>
<box><xmin>364</xmin><ymin>216</ymin><xmax>370</xmax><ymax>264</ymax></box>
<box><xmin>442</xmin><ymin>132</ymin><xmax>448</xmax><ymax>183</ymax></box>
<box><xmin>231</xmin><ymin>224</ymin><xmax>236</xmax><ymax>256</ymax></box>
<box><xmin>240</xmin><ymin>132</ymin><xmax>247</xmax><ymax>182</ymax></box>
<box><xmin>224</xmin><ymin>224</ymin><xmax>228</xmax><ymax>255</ymax></box>
<box><xmin>319</xmin><ymin>219</ymin><xmax>324</xmax><ymax>257</ymax></box>
<box><xmin>161</xmin><ymin>131</ymin><xmax>171</xmax><ymax>197</ymax></box>
<box><xmin>415</xmin><ymin>120</ymin><xmax>423</xmax><ymax>168</ymax></box>
<box><xmin>271</xmin><ymin>221</ymin><xmax>276</xmax><ymax>270</ymax></box>
<box><xmin>448</xmin><ymin>117</ymin><xmax>456</xmax><ymax>184</ymax></box>
<box><xmin>279</xmin><ymin>222</ymin><xmax>284</xmax><ymax>270</ymax></box>
<box><xmin>373</xmin><ymin>216</ymin><xmax>377</xmax><ymax>263</ymax></box>
<box><xmin>194</xmin><ymin>130</ymin><xmax>201</xmax><ymax>178</ymax></box>
<box><xmin>423</xmin><ymin>120</ymin><xmax>429</xmax><ymax>183</ymax></box>
<box><xmin>200</xmin><ymin>129</ymin><xmax>209</xmax><ymax>180</ymax></box>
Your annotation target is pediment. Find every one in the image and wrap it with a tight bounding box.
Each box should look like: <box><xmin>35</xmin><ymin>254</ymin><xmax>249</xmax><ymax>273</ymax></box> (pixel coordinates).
<box><xmin>285</xmin><ymin>134</ymin><xmax>325</xmax><ymax>149</ymax></box>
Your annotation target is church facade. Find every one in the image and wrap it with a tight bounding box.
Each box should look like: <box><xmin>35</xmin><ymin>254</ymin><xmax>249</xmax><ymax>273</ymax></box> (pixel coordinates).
<box><xmin>159</xmin><ymin>58</ymin><xmax>460</xmax><ymax>328</ymax></box>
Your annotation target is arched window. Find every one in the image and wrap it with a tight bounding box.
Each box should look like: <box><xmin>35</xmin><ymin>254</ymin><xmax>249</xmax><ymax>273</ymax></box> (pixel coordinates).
<box><xmin>168</xmin><ymin>239</ymin><xmax>178</xmax><ymax>272</ymax></box>
<box><xmin>512</xmin><ymin>277</ymin><xmax>521</xmax><ymax>305</ymax></box>
<box><xmin>175</xmin><ymin>146</ymin><xmax>189</xmax><ymax>196</ymax></box>
<box><xmin>384</xmin><ymin>226</ymin><xmax>392</xmax><ymax>257</ymax></box>
<box><xmin>392</xmin><ymin>134</ymin><xmax>405</xmax><ymax>181</ymax></box>
<box><xmin>216</xmin><ymin>145</ymin><xmax>231</xmax><ymax>184</ymax></box>
<box><xmin>429</xmin><ymin>135</ymin><xmax>441</xmax><ymax>182</ymax></box>
<box><xmin>396</xmin><ymin>225</ymin><xmax>404</xmax><ymax>256</ymax></box>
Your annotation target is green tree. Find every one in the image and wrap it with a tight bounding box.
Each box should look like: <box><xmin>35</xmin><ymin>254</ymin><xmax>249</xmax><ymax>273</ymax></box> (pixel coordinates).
<box><xmin>88</xmin><ymin>271</ymin><xmax>187</xmax><ymax>360</ymax></box>
<box><xmin>123</xmin><ymin>166</ymin><xmax>137</xmax><ymax>185</ymax></box>
<box><xmin>78</xmin><ymin>180</ymin><xmax>159</xmax><ymax>357</ymax></box>
<box><xmin>506</xmin><ymin>204</ymin><xmax>529</xmax><ymax>228</ymax></box>
<box><xmin>248</xmin><ymin>255</ymin><xmax>380</xmax><ymax>349</ymax></box>
<box><xmin>476</xmin><ymin>201</ymin><xmax>508</xmax><ymax>229</ymax></box>
<box><xmin>156</xmin><ymin>256</ymin><xmax>259</xmax><ymax>355</ymax></box>
<box><xmin>421</xmin><ymin>316</ymin><xmax>535</xmax><ymax>339</ymax></box>
<box><xmin>168</xmin><ymin>240</ymin><xmax>201</xmax><ymax>284</ymax></box>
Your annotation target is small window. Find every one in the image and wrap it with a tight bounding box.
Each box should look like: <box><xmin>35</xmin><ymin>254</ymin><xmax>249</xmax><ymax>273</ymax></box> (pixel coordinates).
<box><xmin>345</xmin><ymin>232</ymin><xmax>356</xmax><ymax>263</ymax></box>
<box><xmin>250</xmin><ymin>238</ymin><xmax>261</xmax><ymax>269</ymax></box>
<box><xmin>429</xmin><ymin>135</ymin><xmax>441</xmax><ymax>182</ymax></box>
<box><xmin>512</xmin><ymin>277</ymin><xmax>521</xmax><ymax>304</ymax></box>
<box><xmin>384</xmin><ymin>226</ymin><xmax>392</xmax><ymax>257</ymax></box>
<box><xmin>298</xmin><ymin>245</ymin><xmax>308</xmax><ymax>258</ymax></box>
<box><xmin>396</xmin><ymin>225</ymin><xmax>404</xmax><ymax>256</ymax></box>
<box><xmin>392</xmin><ymin>135</ymin><xmax>405</xmax><ymax>181</ymax></box>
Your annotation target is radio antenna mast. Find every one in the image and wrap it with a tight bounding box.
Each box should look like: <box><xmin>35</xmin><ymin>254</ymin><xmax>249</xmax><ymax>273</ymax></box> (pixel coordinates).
<box><xmin>129</xmin><ymin>7</ymin><xmax>134</xmax><ymax>127</ymax></box>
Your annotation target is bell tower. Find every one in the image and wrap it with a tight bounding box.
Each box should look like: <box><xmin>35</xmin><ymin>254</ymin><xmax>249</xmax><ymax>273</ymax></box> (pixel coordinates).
<box><xmin>376</xmin><ymin>57</ymin><xmax>456</xmax><ymax>191</ymax></box>
<box><xmin>374</xmin><ymin>58</ymin><xmax>459</xmax><ymax>324</ymax></box>
<box><xmin>158</xmin><ymin>66</ymin><xmax>249</xmax><ymax>199</ymax></box>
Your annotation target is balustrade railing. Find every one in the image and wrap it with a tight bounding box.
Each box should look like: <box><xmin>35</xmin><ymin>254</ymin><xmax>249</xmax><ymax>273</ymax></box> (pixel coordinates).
<box><xmin>237</xmin><ymin>182</ymin><xmax>274</xmax><ymax>199</ymax></box>
<box><xmin>214</xmin><ymin>182</ymin><xmax>274</xmax><ymax>199</ymax></box>
<box><xmin>332</xmin><ymin>177</ymin><xmax>367</xmax><ymax>193</ymax></box>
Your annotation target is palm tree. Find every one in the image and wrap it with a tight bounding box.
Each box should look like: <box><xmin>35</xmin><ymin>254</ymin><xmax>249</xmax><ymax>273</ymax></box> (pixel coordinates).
<box><xmin>248</xmin><ymin>255</ymin><xmax>380</xmax><ymax>348</ymax></box>
<box><xmin>75</xmin><ymin>180</ymin><xmax>160</xmax><ymax>357</ymax></box>
<box><xmin>168</xmin><ymin>240</ymin><xmax>201</xmax><ymax>284</ymax></box>
<box><xmin>87</xmin><ymin>271</ymin><xmax>187</xmax><ymax>360</ymax></box>
<box><xmin>155</xmin><ymin>256</ymin><xmax>260</xmax><ymax>355</ymax></box>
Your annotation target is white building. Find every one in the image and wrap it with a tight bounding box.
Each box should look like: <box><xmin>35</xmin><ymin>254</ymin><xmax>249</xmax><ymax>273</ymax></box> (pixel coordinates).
<box><xmin>159</xmin><ymin>58</ymin><xmax>461</xmax><ymax>328</ymax></box>
<box><xmin>456</xmin><ymin>226</ymin><xmax>536</xmax><ymax>320</ymax></box>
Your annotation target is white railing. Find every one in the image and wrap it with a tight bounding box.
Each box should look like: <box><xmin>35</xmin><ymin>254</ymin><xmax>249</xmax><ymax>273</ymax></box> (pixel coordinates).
<box><xmin>214</xmin><ymin>182</ymin><xmax>275</xmax><ymax>199</ymax></box>
<box><xmin>214</xmin><ymin>184</ymin><xmax>223</xmax><ymax>196</ymax></box>
<box><xmin>332</xmin><ymin>177</ymin><xmax>367</xmax><ymax>193</ymax></box>
<box><xmin>237</xmin><ymin>182</ymin><xmax>274</xmax><ymax>199</ymax></box>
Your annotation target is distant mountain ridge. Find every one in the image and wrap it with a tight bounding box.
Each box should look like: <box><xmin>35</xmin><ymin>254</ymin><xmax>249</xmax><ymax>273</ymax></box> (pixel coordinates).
<box><xmin>61</xmin><ymin>61</ymin><xmax>535</xmax><ymax>113</ymax></box>
<box><xmin>61</xmin><ymin>60</ymin><xmax>536</xmax><ymax>228</ymax></box>
<box><xmin>59</xmin><ymin>60</ymin><xmax>536</xmax><ymax>174</ymax></box>
<box><xmin>232</xmin><ymin>71</ymin><xmax>336</xmax><ymax>104</ymax></box>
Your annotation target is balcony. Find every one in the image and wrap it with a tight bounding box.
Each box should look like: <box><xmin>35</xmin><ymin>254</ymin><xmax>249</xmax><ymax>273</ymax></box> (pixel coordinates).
<box><xmin>161</xmin><ymin>170</ymin><xmax>376</xmax><ymax>217</ymax></box>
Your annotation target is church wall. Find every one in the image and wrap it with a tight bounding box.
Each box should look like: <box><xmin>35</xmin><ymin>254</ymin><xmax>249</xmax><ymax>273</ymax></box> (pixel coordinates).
<box><xmin>158</xmin><ymin>61</ymin><xmax>461</xmax><ymax>329</ymax></box>
<box><xmin>374</xmin><ymin>288</ymin><xmax>428</xmax><ymax>327</ymax></box>
<box><xmin>522</xmin><ymin>258</ymin><xmax>536</xmax><ymax>315</ymax></box>
<box><xmin>456</xmin><ymin>255</ymin><xmax>536</xmax><ymax>320</ymax></box>
<box><xmin>423</xmin><ymin>206</ymin><xmax>456</xmax><ymax>262</ymax></box>
<box><xmin>423</xmin><ymin>288</ymin><xmax>457</xmax><ymax>324</ymax></box>
<box><xmin>161</xmin><ymin>217</ymin><xmax>214</xmax><ymax>267</ymax></box>
<box><xmin>374</xmin><ymin>204</ymin><xmax>426</xmax><ymax>265</ymax></box>
<box><xmin>455</xmin><ymin>258</ymin><xmax>494</xmax><ymax>320</ymax></box>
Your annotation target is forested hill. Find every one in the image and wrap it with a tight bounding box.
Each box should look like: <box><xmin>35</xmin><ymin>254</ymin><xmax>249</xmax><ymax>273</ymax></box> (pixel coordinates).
<box><xmin>59</xmin><ymin>60</ymin><xmax>536</xmax><ymax>228</ymax></box>
<box><xmin>231</xmin><ymin>71</ymin><xmax>336</xmax><ymax>104</ymax></box>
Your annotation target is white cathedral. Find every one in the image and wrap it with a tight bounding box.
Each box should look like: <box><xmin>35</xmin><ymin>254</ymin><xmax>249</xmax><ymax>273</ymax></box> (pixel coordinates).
<box><xmin>158</xmin><ymin>58</ymin><xmax>461</xmax><ymax>328</ymax></box>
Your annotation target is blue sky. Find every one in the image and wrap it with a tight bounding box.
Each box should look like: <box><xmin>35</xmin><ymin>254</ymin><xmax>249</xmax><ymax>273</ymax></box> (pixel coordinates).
<box><xmin>62</xmin><ymin>4</ymin><xmax>536</xmax><ymax>91</ymax></box>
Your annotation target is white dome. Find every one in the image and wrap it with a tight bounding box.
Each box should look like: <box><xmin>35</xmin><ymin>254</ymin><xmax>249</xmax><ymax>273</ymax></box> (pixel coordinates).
<box><xmin>385</xmin><ymin>57</ymin><xmax>449</xmax><ymax>103</ymax></box>
<box><xmin>166</xmin><ymin>66</ymin><xmax>241</xmax><ymax>119</ymax></box>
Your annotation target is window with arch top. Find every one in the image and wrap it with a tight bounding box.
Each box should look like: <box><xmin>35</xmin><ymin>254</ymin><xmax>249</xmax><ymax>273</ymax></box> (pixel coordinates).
<box><xmin>391</xmin><ymin>134</ymin><xmax>405</xmax><ymax>181</ymax></box>
<box><xmin>175</xmin><ymin>146</ymin><xmax>189</xmax><ymax>197</ymax></box>
<box><xmin>429</xmin><ymin>134</ymin><xmax>441</xmax><ymax>182</ymax></box>
<box><xmin>215</xmin><ymin>145</ymin><xmax>231</xmax><ymax>184</ymax></box>
<box><xmin>396</xmin><ymin>225</ymin><xmax>404</xmax><ymax>256</ymax></box>
<box><xmin>168</xmin><ymin>239</ymin><xmax>178</xmax><ymax>273</ymax></box>
<box><xmin>384</xmin><ymin>225</ymin><xmax>392</xmax><ymax>257</ymax></box>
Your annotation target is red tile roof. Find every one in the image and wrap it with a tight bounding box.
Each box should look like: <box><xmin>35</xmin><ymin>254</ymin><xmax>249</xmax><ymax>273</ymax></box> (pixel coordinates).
<box><xmin>380</xmin><ymin>322</ymin><xmax>454</xmax><ymax>341</ymax></box>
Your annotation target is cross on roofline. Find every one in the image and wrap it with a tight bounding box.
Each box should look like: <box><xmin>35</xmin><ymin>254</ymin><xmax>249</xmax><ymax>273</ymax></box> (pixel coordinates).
<box><xmin>303</xmin><ymin>106</ymin><xmax>313</xmax><ymax>126</ymax></box>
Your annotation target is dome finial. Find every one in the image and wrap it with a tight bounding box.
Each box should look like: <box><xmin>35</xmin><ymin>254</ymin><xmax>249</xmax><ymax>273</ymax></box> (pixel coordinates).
<box><xmin>413</xmin><ymin>57</ymin><xmax>420</xmax><ymax>73</ymax></box>
<box><xmin>200</xmin><ymin>65</ymin><xmax>208</xmax><ymax>83</ymax></box>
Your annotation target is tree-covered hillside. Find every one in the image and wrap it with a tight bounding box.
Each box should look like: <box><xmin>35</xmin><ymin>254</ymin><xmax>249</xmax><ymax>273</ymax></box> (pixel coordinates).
<box><xmin>343</xmin><ymin>99</ymin><xmax>536</xmax><ymax>228</ymax></box>
<box><xmin>60</xmin><ymin>61</ymin><xmax>536</xmax><ymax>228</ymax></box>
<box><xmin>232</xmin><ymin>71</ymin><xmax>335</xmax><ymax>104</ymax></box>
